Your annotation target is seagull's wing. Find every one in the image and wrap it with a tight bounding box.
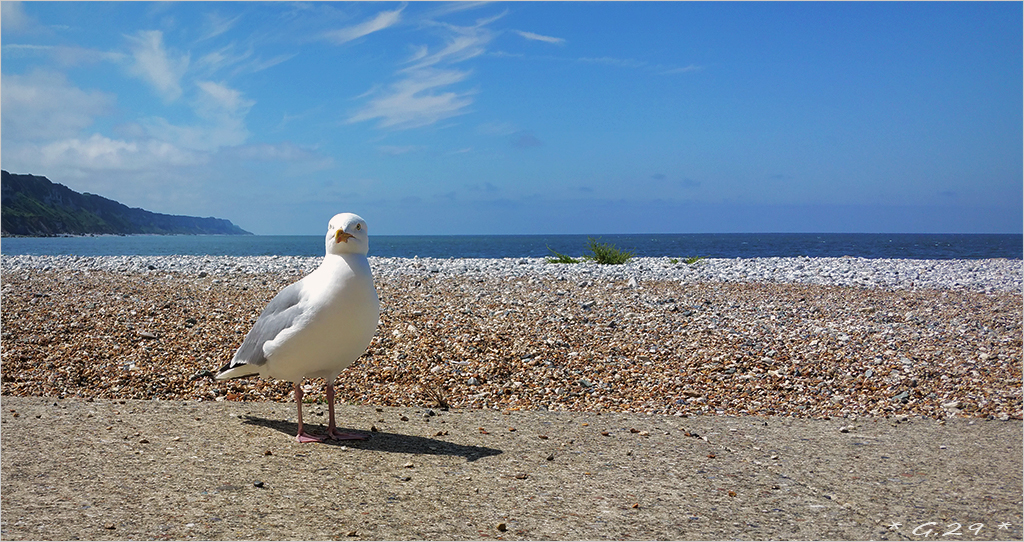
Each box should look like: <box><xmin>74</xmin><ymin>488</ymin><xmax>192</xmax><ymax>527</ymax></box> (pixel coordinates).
<box><xmin>215</xmin><ymin>281</ymin><xmax>306</xmax><ymax>380</ymax></box>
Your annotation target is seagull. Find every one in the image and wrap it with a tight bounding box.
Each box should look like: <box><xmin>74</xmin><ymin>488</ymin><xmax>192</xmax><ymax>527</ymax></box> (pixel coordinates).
<box><xmin>216</xmin><ymin>213</ymin><xmax>380</xmax><ymax>443</ymax></box>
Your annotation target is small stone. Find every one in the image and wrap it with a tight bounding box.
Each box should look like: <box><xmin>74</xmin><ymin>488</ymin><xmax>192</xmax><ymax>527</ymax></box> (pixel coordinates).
<box><xmin>403</xmin><ymin>462</ymin><xmax>414</xmax><ymax>468</ymax></box>
<box><xmin>839</xmin><ymin>426</ymin><xmax>851</xmax><ymax>433</ymax></box>
<box><xmin>263</xmin><ymin>450</ymin><xmax>273</xmax><ymax>456</ymax></box>
<box><xmin>546</xmin><ymin>453</ymin><xmax>555</xmax><ymax>461</ymax></box>
<box><xmin>253</xmin><ymin>481</ymin><xmax>265</xmax><ymax>488</ymax></box>
<box><xmin>600</xmin><ymin>431</ymin><xmax>610</xmax><ymax>436</ymax></box>
<box><xmin>537</xmin><ymin>434</ymin><xmax>548</xmax><ymax>439</ymax></box>
<box><xmin>137</xmin><ymin>330</ymin><xmax>159</xmax><ymax>339</ymax></box>
<box><xmin>105</xmin><ymin>523</ymin><xmax>115</xmax><ymax>530</ymax></box>
<box><xmin>139</xmin><ymin>439</ymin><xmax>149</xmax><ymax>444</ymax></box>
<box><xmin>497</xmin><ymin>523</ymin><xmax>507</xmax><ymax>532</ymax></box>
<box><xmin>467</xmin><ymin>377</ymin><xmax>481</xmax><ymax>386</ymax></box>
<box><xmin>400</xmin><ymin>415</ymin><xmax>409</xmax><ymax>421</ymax></box>
<box><xmin>347</xmin><ymin>530</ymin><xmax>358</xmax><ymax>537</ymax></box>
<box><xmin>514</xmin><ymin>473</ymin><xmax>528</xmax><ymax>479</ymax></box>
<box><xmin>371</xmin><ymin>425</ymin><xmax>379</xmax><ymax>432</ymax></box>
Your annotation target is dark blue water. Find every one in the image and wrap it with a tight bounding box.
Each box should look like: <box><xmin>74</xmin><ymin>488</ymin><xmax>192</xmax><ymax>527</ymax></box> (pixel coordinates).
<box><xmin>2</xmin><ymin>233</ymin><xmax>1020</xmax><ymax>260</ymax></box>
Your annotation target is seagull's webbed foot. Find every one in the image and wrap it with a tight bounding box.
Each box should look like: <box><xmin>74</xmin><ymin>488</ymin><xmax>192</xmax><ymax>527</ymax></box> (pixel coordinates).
<box><xmin>296</xmin><ymin>432</ymin><xmax>324</xmax><ymax>443</ymax></box>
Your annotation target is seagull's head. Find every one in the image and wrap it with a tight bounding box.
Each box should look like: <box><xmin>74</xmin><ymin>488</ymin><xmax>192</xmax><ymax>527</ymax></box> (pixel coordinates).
<box><xmin>326</xmin><ymin>213</ymin><xmax>370</xmax><ymax>256</ymax></box>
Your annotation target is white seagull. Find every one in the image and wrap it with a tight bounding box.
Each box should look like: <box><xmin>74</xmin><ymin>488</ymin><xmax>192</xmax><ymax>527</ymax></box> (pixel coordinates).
<box><xmin>216</xmin><ymin>213</ymin><xmax>380</xmax><ymax>442</ymax></box>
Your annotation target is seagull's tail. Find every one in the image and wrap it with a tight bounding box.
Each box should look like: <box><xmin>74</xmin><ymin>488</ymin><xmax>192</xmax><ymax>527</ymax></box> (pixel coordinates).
<box><xmin>215</xmin><ymin>360</ymin><xmax>260</xmax><ymax>380</ymax></box>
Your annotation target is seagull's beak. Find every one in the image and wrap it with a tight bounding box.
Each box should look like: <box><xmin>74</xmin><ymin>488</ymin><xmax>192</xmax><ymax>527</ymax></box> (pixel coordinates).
<box><xmin>335</xmin><ymin>230</ymin><xmax>354</xmax><ymax>243</ymax></box>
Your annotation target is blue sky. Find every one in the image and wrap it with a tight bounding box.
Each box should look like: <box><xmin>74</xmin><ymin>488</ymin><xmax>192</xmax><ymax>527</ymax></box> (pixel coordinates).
<box><xmin>2</xmin><ymin>1</ymin><xmax>1021</xmax><ymax>235</ymax></box>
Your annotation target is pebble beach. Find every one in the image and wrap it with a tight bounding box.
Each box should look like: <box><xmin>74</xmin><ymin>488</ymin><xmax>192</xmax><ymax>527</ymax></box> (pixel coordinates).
<box><xmin>2</xmin><ymin>255</ymin><xmax>1021</xmax><ymax>421</ymax></box>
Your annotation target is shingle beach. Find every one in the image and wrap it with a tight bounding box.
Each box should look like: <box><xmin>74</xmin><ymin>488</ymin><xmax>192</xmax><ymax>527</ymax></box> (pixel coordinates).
<box><xmin>2</xmin><ymin>255</ymin><xmax>1020</xmax><ymax>421</ymax></box>
<box><xmin>2</xmin><ymin>255</ymin><xmax>1022</xmax><ymax>541</ymax></box>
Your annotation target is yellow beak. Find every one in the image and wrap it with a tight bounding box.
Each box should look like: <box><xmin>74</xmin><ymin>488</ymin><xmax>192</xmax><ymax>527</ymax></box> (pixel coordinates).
<box><xmin>336</xmin><ymin>230</ymin><xmax>354</xmax><ymax>243</ymax></box>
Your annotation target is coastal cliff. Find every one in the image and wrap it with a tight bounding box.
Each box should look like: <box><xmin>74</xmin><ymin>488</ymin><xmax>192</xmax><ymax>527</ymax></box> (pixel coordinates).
<box><xmin>1</xmin><ymin>171</ymin><xmax>251</xmax><ymax>237</ymax></box>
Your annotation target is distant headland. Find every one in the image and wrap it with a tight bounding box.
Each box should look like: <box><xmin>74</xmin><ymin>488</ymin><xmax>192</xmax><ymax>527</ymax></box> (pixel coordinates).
<box><xmin>1</xmin><ymin>171</ymin><xmax>251</xmax><ymax>237</ymax></box>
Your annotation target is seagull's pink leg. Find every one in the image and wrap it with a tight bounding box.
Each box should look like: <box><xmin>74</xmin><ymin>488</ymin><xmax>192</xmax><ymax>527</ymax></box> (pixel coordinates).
<box><xmin>294</xmin><ymin>383</ymin><xmax>323</xmax><ymax>443</ymax></box>
<box><xmin>326</xmin><ymin>383</ymin><xmax>368</xmax><ymax>440</ymax></box>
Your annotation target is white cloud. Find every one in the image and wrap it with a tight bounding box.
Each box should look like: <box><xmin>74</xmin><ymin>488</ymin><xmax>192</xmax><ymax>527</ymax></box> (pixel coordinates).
<box><xmin>513</xmin><ymin>30</ymin><xmax>565</xmax><ymax>45</ymax></box>
<box><xmin>196</xmin><ymin>80</ymin><xmax>254</xmax><ymax>116</ymax></box>
<box><xmin>4</xmin><ymin>133</ymin><xmax>204</xmax><ymax>174</ymax></box>
<box><xmin>2</xmin><ymin>43</ymin><xmax>126</xmax><ymax>66</ymax></box>
<box><xmin>1</xmin><ymin>2</ymin><xmax>33</xmax><ymax>33</ymax></box>
<box><xmin>1</xmin><ymin>70</ymin><xmax>115</xmax><ymax>141</ymax></box>
<box><xmin>401</xmin><ymin>30</ymin><xmax>491</xmax><ymax>72</ymax></box>
<box><xmin>348</xmin><ymin>68</ymin><xmax>474</xmax><ymax>129</ymax></box>
<box><xmin>195</xmin><ymin>42</ymin><xmax>296</xmax><ymax>77</ymax></box>
<box><xmin>142</xmin><ymin>81</ymin><xmax>254</xmax><ymax>151</ymax></box>
<box><xmin>349</xmin><ymin>15</ymin><xmax>498</xmax><ymax>130</ymax></box>
<box><xmin>323</xmin><ymin>5</ymin><xmax>404</xmax><ymax>44</ymax></box>
<box><xmin>198</xmin><ymin>12</ymin><xmax>242</xmax><ymax>42</ymax></box>
<box><xmin>125</xmin><ymin>30</ymin><xmax>190</xmax><ymax>102</ymax></box>
<box><xmin>662</xmin><ymin>64</ymin><xmax>702</xmax><ymax>75</ymax></box>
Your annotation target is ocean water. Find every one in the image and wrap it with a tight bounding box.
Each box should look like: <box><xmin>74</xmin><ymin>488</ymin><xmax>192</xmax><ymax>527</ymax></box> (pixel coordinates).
<box><xmin>1</xmin><ymin>233</ymin><xmax>1020</xmax><ymax>260</ymax></box>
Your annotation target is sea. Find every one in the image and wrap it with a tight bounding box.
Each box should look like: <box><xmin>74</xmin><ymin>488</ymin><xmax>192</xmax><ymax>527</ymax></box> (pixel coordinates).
<box><xmin>1</xmin><ymin>233</ymin><xmax>1021</xmax><ymax>260</ymax></box>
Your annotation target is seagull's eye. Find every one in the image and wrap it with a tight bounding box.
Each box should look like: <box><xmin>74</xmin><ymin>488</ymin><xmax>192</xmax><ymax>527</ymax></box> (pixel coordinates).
<box><xmin>356</xmin><ymin>224</ymin><xmax>362</xmax><ymax>231</ymax></box>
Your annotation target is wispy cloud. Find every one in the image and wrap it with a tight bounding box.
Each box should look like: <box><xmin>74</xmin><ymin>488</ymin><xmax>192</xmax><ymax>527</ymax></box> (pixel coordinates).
<box><xmin>195</xmin><ymin>42</ymin><xmax>296</xmax><ymax>77</ymax></box>
<box><xmin>513</xmin><ymin>30</ymin><xmax>565</xmax><ymax>45</ymax></box>
<box><xmin>1</xmin><ymin>2</ymin><xmax>34</xmax><ymax>33</ymax></box>
<box><xmin>1</xmin><ymin>70</ymin><xmax>115</xmax><ymax>140</ymax></box>
<box><xmin>401</xmin><ymin>19</ymin><xmax>493</xmax><ymax>72</ymax></box>
<box><xmin>143</xmin><ymin>80</ymin><xmax>254</xmax><ymax>151</ymax></box>
<box><xmin>661</xmin><ymin>64</ymin><xmax>702</xmax><ymax>75</ymax></box>
<box><xmin>124</xmin><ymin>30</ymin><xmax>190</xmax><ymax>102</ymax></box>
<box><xmin>348</xmin><ymin>14</ymin><xmax>498</xmax><ymax>130</ymax></box>
<box><xmin>1</xmin><ymin>43</ymin><xmax>126</xmax><ymax>66</ymax></box>
<box><xmin>198</xmin><ymin>11</ymin><xmax>242</xmax><ymax>42</ymax></box>
<box><xmin>11</xmin><ymin>133</ymin><xmax>205</xmax><ymax>174</ymax></box>
<box><xmin>348</xmin><ymin>68</ymin><xmax>475</xmax><ymax>129</ymax></box>
<box><xmin>323</xmin><ymin>4</ymin><xmax>404</xmax><ymax>44</ymax></box>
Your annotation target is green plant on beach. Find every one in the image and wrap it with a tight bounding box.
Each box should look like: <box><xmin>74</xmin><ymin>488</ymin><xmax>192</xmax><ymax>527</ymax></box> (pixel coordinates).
<box><xmin>684</xmin><ymin>256</ymin><xmax>704</xmax><ymax>265</ymax></box>
<box><xmin>546</xmin><ymin>246</ymin><xmax>580</xmax><ymax>264</ymax></box>
<box><xmin>584</xmin><ymin>237</ymin><xmax>634</xmax><ymax>265</ymax></box>
<box><xmin>669</xmin><ymin>258</ymin><xmax>680</xmax><ymax>264</ymax></box>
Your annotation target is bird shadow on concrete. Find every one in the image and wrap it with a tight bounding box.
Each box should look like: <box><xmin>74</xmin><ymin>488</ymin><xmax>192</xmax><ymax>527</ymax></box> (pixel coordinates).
<box><xmin>241</xmin><ymin>416</ymin><xmax>503</xmax><ymax>462</ymax></box>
